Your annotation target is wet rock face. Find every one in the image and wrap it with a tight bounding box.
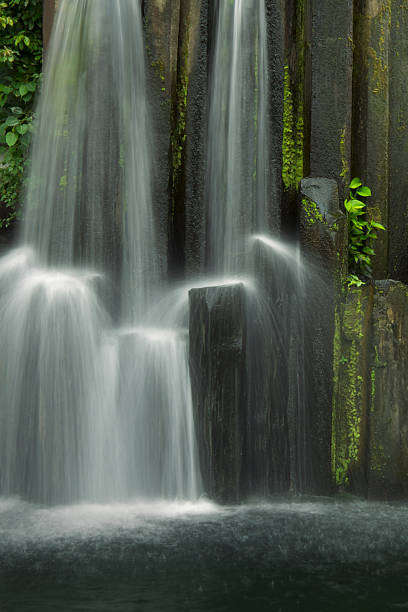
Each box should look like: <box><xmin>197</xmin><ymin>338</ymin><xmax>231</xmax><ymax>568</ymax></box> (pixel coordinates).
<box><xmin>143</xmin><ymin>0</ymin><xmax>208</xmax><ymax>277</ymax></box>
<box><xmin>188</xmin><ymin>274</ymin><xmax>291</xmax><ymax>502</ymax></box>
<box><xmin>306</xmin><ymin>0</ymin><xmax>354</xmax><ymax>201</ymax></box>
<box><xmin>352</xmin><ymin>0</ymin><xmax>408</xmax><ymax>282</ymax></box>
<box><xmin>189</xmin><ymin>284</ymin><xmax>247</xmax><ymax>503</ymax></box>
<box><xmin>332</xmin><ymin>285</ymin><xmax>373</xmax><ymax>498</ymax></box>
<box><xmin>183</xmin><ymin>0</ymin><xmax>208</xmax><ymax>276</ymax></box>
<box><xmin>299</xmin><ymin>178</ymin><xmax>347</xmax><ymax>496</ymax></box>
<box><xmin>333</xmin><ymin>281</ymin><xmax>408</xmax><ymax>500</ymax></box>
<box><xmin>368</xmin><ymin>281</ymin><xmax>408</xmax><ymax>500</ymax></box>
<box><xmin>352</xmin><ymin>0</ymin><xmax>390</xmax><ymax>280</ymax></box>
<box><xmin>264</xmin><ymin>0</ymin><xmax>285</xmax><ymax>235</ymax></box>
<box><xmin>388</xmin><ymin>3</ymin><xmax>408</xmax><ymax>283</ymax></box>
<box><xmin>143</xmin><ymin>0</ymin><xmax>181</xmax><ymax>275</ymax></box>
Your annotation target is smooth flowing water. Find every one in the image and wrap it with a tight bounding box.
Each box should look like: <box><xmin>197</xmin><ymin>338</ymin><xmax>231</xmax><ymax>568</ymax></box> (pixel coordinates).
<box><xmin>0</xmin><ymin>0</ymin><xmax>201</xmax><ymax>504</ymax></box>
<box><xmin>23</xmin><ymin>0</ymin><xmax>158</xmax><ymax>318</ymax></box>
<box><xmin>206</xmin><ymin>0</ymin><xmax>270</xmax><ymax>273</ymax></box>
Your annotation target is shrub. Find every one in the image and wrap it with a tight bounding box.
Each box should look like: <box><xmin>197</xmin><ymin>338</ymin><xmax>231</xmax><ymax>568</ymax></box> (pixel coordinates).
<box><xmin>0</xmin><ymin>0</ymin><xmax>42</xmax><ymax>229</ymax></box>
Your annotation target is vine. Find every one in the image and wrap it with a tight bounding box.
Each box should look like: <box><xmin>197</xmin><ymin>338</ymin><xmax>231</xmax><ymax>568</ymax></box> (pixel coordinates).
<box><xmin>345</xmin><ymin>177</ymin><xmax>386</xmax><ymax>285</ymax></box>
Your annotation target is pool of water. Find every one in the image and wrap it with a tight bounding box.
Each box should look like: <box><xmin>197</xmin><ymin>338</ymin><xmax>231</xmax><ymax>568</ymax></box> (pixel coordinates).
<box><xmin>1</xmin><ymin>496</ymin><xmax>408</xmax><ymax>611</ymax></box>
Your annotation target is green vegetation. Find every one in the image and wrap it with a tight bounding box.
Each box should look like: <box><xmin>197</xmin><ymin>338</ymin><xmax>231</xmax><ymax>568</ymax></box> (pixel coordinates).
<box><xmin>282</xmin><ymin>64</ymin><xmax>303</xmax><ymax>191</ymax></box>
<box><xmin>345</xmin><ymin>178</ymin><xmax>385</xmax><ymax>282</ymax></box>
<box><xmin>0</xmin><ymin>0</ymin><xmax>42</xmax><ymax>229</ymax></box>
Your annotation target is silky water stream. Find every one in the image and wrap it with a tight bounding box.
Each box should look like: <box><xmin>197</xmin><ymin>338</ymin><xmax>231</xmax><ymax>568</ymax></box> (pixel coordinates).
<box><xmin>1</xmin><ymin>1</ymin><xmax>408</xmax><ymax>610</ymax></box>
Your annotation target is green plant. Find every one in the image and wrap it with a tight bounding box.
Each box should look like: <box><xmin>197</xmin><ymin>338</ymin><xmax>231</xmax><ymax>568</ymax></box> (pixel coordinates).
<box><xmin>345</xmin><ymin>177</ymin><xmax>385</xmax><ymax>282</ymax></box>
<box><xmin>347</xmin><ymin>274</ymin><xmax>365</xmax><ymax>288</ymax></box>
<box><xmin>0</xmin><ymin>0</ymin><xmax>42</xmax><ymax>228</ymax></box>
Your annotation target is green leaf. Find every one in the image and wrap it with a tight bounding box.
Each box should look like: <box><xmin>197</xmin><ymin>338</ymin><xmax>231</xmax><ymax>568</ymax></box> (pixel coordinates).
<box><xmin>16</xmin><ymin>124</ymin><xmax>28</xmax><ymax>135</ymax></box>
<box><xmin>19</xmin><ymin>84</ymin><xmax>28</xmax><ymax>96</ymax></box>
<box><xmin>11</xmin><ymin>106</ymin><xmax>23</xmax><ymax>115</ymax></box>
<box><xmin>371</xmin><ymin>221</ymin><xmax>386</xmax><ymax>230</ymax></box>
<box><xmin>6</xmin><ymin>131</ymin><xmax>18</xmax><ymax>147</ymax></box>
<box><xmin>349</xmin><ymin>177</ymin><xmax>362</xmax><ymax>189</ymax></box>
<box><xmin>5</xmin><ymin>116</ymin><xmax>19</xmax><ymax>127</ymax></box>
<box><xmin>357</xmin><ymin>186</ymin><xmax>372</xmax><ymax>197</ymax></box>
<box><xmin>347</xmin><ymin>274</ymin><xmax>365</xmax><ymax>288</ymax></box>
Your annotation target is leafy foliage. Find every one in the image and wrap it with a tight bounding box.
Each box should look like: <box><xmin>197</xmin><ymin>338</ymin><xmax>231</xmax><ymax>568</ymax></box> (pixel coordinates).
<box><xmin>0</xmin><ymin>0</ymin><xmax>42</xmax><ymax>228</ymax></box>
<box><xmin>345</xmin><ymin>178</ymin><xmax>385</xmax><ymax>282</ymax></box>
<box><xmin>347</xmin><ymin>274</ymin><xmax>365</xmax><ymax>288</ymax></box>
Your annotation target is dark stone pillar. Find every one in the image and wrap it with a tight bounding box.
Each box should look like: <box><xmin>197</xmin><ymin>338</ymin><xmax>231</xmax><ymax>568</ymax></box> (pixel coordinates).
<box><xmin>282</xmin><ymin>0</ymin><xmax>306</xmax><ymax>234</ymax></box>
<box><xmin>368</xmin><ymin>281</ymin><xmax>408</xmax><ymax>500</ymax></box>
<box><xmin>265</xmin><ymin>0</ymin><xmax>285</xmax><ymax>235</ymax></box>
<box><xmin>352</xmin><ymin>0</ymin><xmax>391</xmax><ymax>279</ymax></box>
<box><xmin>144</xmin><ymin>0</ymin><xmax>181</xmax><ymax>275</ymax></box>
<box><xmin>189</xmin><ymin>283</ymin><xmax>247</xmax><ymax>503</ymax></box>
<box><xmin>299</xmin><ymin>177</ymin><xmax>348</xmax><ymax>494</ymax></box>
<box><xmin>306</xmin><ymin>0</ymin><xmax>354</xmax><ymax>201</ymax></box>
<box><xmin>332</xmin><ymin>285</ymin><xmax>373</xmax><ymax>496</ymax></box>
<box><xmin>388</xmin><ymin>2</ymin><xmax>408</xmax><ymax>282</ymax></box>
<box><xmin>182</xmin><ymin>0</ymin><xmax>208</xmax><ymax>276</ymax></box>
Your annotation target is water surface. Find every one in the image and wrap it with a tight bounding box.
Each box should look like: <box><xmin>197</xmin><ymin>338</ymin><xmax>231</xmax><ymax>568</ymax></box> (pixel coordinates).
<box><xmin>1</xmin><ymin>497</ymin><xmax>408</xmax><ymax>611</ymax></box>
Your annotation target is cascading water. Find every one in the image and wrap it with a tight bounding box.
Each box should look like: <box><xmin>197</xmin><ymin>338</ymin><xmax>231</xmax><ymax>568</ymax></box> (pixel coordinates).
<box><xmin>205</xmin><ymin>0</ymin><xmax>305</xmax><ymax>494</ymax></box>
<box><xmin>23</xmin><ymin>0</ymin><xmax>158</xmax><ymax>318</ymax></box>
<box><xmin>206</xmin><ymin>0</ymin><xmax>270</xmax><ymax>273</ymax></box>
<box><xmin>0</xmin><ymin>0</ymin><xmax>201</xmax><ymax>504</ymax></box>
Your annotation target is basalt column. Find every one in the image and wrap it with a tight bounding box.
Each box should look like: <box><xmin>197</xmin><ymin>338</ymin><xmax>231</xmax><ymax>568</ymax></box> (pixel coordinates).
<box><xmin>388</xmin><ymin>2</ymin><xmax>408</xmax><ymax>282</ymax></box>
<box><xmin>189</xmin><ymin>283</ymin><xmax>247</xmax><ymax>503</ymax></box>
<box><xmin>352</xmin><ymin>0</ymin><xmax>391</xmax><ymax>279</ymax></box>
<box><xmin>180</xmin><ymin>0</ymin><xmax>208</xmax><ymax>277</ymax></box>
<box><xmin>299</xmin><ymin>178</ymin><xmax>348</xmax><ymax>495</ymax></box>
<box><xmin>144</xmin><ymin>0</ymin><xmax>181</xmax><ymax>276</ymax></box>
<box><xmin>306</xmin><ymin>0</ymin><xmax>354</xmax><ymax>202</ymax></box>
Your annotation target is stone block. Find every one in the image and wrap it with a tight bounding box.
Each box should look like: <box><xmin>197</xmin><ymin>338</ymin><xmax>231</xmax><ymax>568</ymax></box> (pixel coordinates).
<box><xmin>189</xmin><ymin>283</ymin><xmax>247</xmax><ymax>502</ymax></box>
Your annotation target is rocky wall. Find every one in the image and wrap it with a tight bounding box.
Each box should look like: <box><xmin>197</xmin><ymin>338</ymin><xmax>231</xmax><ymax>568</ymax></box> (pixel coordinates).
<box><xmin>307</xmin><ymin>0</ymin><xmax>354</xmax><ymax>202</ymax></box>
<box><xmin>299</xmin><ymin>178</ymin><xmax>348</xmax><ymax>494</ymax></box>
<box><xmin>332</xmin><ymin>280</ymin><xmax>408</xmax><ymax>500</ymax></box>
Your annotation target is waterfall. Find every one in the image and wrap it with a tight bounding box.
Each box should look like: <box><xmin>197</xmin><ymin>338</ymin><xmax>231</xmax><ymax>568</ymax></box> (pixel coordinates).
<box><xmin>0</xmin><ymin>0</ymin><xmax>201</xmax><ymax>504</ymax></box>
<box><xmin>206</xmin><ymin>0</ymin><xmax>270</xmax><ymax>273</ymax></box>
<box><xmin>204</xmin><ymin>0</ymin><xmax>303</xmax><ymax>495</ymax></box>
<box><xmin>23</xmin><ymin>0</ymin><xmax>158</xmax><ymax>319</ymax></box>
